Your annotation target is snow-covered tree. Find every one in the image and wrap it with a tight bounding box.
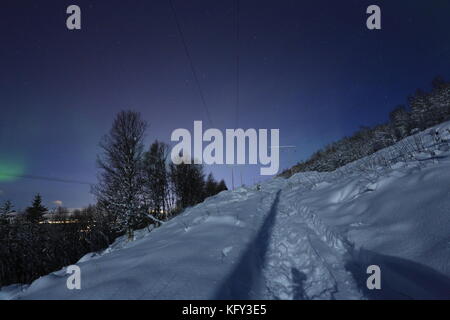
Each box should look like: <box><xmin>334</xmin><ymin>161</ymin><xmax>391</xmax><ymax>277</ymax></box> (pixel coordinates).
<box><xmin>430</xmin><ymin>76</ymin><xmax>450</xmax><ymax>123</ymax></box>
<box><xmin>389</xmin><ymin>105</ymin><xmax>411</xmax><ymax>140</ymax></box>
<box><xmin>0</xmin><ymin>200</ymin><xmax>14</xmax><ymax>215</ymax></box>
<box><xmin>0</xmin><ymin>200</ymin><xmax>14</xmax><ymax>225</ymax></box>
<box><xmin>94</xmin><ymin>110</ymin><xmax>147</xmax><ymax>239</ymax></box>
<box><xmin>409</xmin><ymin>89</ymin><xmax>433</xmax><ymax>130</ymax></box>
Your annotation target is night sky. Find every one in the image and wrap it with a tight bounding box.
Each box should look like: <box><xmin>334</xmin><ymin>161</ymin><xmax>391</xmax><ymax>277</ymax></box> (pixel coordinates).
<box><xmin>1</xmin><ymin>0</ymin><xmax>449</xmax><ymax>209</ymax></box>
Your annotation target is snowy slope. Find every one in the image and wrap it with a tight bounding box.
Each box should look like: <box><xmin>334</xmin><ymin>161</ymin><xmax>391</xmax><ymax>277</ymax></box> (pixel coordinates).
<box><xmin>2</xmin><ymin>122</ymin><xmax>450</xmax><ymax>300</ymax></box>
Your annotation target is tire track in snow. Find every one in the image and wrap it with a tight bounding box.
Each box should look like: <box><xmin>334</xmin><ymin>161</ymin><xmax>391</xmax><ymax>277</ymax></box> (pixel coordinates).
<box><xmin>215</xmin><ymin>183</ymin><xmax>362</xmax><ymax>300</ymax></box>
<box><xmin>262</xmin><ymin>189</ymin><xmax>363</xmax><ymax>300</ymax></box>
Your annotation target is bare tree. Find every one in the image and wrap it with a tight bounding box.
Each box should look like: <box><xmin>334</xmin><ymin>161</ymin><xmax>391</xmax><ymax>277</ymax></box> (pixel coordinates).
<box><xmin>93</xmin><ymin>110</ymin><xmax>147</xmax><ymax>239</ymax></box>
<box><xmin>143</xmin><ymin>140</ymin><xmax>171</xmax><ymax>221</ymax></box>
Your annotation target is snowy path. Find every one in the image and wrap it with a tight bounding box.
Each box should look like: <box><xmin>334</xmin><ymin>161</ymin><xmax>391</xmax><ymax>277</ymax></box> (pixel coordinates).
<box><xmin>215</xmin><ymin>181</ymin><xmax>363</xmax><ymax>300</ymax></box>
<box><xmin>260</xmin><ymin>187</ymin><xmax>362</xmax><ymax>300</ymax></box>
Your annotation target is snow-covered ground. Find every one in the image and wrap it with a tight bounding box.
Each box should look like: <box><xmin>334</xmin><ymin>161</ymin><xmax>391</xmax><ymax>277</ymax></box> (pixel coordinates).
<box><xmin>2</xmin><ymin>122</ymin><xmax>450</xmax><ymax>300</ymax></box>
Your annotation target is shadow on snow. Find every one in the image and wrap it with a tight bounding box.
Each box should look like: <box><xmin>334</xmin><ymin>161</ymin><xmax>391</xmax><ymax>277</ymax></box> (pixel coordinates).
<box><xmin>214</xmin><ymin>191</ymin><xmax>281</xmax><ymax>299</ymax></box>
<box><xmin>346</xmin><ymin>248</ymin><xmax>450</xmax><ymax>300</ymax></box>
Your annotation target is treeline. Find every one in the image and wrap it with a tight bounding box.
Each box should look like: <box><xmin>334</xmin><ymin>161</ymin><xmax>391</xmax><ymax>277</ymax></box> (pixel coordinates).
<box><xmin>0</xmin><ymin>111</ymin><xmax>226</xmax><ymax>287</ymax></box>
<box><xmin>0</xmin><ymin>196</ymin><xmax>115</xmax><ymax>286</ymax></box>
<box><xmin>280</xmin><ymin>76</ymin><xmax>450</xmax><ymax>177</ymax></box>
<box><xmin>94</xmin><ymin>110</ymin><xmax>227</xmax><ymax>238</ymax></box>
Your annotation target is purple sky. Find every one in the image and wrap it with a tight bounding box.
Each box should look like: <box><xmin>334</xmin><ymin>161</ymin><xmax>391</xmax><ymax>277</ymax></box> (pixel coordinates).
<box><xmin>1</xmin><ymin>0</ymin><xmax>450</xmax><ymax>209</ymax></box>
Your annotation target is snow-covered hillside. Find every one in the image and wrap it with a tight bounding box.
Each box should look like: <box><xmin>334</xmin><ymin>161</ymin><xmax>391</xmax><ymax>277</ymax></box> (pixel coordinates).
<box><xmin>2</xmin><ymin>122</ymin><xmax>450</xmax><ymax>300</ymax></box>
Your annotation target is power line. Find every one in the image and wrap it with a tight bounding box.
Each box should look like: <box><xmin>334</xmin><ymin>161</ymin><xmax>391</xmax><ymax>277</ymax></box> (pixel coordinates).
<box><xmin>235</xmin><ymin>0</ymin><xmax>242</xmax><ymax>188</ymax></box>
<box><xmin>0</xmin><ymin>173</ymin><xmax>94</xmax><ymax>186</ymax></box>
<box><xmin>168</xmin><ymin>0</ymin><xmax>213</xmax><ymax>127</ymax></box>
<box><xmin>235</xmin><ymin>0</ymin><xmax>240</xmax><ymax>129</ymax></box>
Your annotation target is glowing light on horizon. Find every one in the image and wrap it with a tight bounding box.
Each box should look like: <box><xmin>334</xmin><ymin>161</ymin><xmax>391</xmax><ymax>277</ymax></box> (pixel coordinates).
<box><xmin>0</xmin><ymin>159</ymin><xmax>25</xmax><ymax>182</ymax></box>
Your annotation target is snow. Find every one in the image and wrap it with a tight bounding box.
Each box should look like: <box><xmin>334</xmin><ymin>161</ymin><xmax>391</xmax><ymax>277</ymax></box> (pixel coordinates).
<box><xmin>2</xmin><ymin>122</ymin><xmax>450</xmax><ymax>300</ymax></box>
